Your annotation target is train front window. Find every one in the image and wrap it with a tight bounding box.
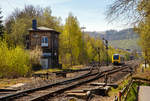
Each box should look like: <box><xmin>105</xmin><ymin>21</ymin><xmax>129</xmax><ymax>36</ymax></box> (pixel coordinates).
<box><xmin>113</xmin><ymin>55</ymin><xmax>119</xmax><ymax>60</ymax></box>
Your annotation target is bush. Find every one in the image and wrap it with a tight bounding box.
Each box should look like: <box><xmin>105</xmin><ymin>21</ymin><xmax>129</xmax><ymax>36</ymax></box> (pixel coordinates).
<box><xmin>29</xmin><ymin>47</ymin><xmax>42</xmax><ymax>70</ymax></box>
<box><xmin>0</xmin><ymin>41</ymin><xmax>31</xmax><ymax>78</ymax></box>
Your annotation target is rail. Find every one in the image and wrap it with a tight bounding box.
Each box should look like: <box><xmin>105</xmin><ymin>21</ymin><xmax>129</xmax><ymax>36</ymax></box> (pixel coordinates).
<box><xmin>0</xmin><ymin>65</ymin><xmax>129</xmax><ymax>101</ymax></box>
<box><xmin>0</xmin><ymin>71</ymin><xmax>93</xmax><ymax>101</ymax></box>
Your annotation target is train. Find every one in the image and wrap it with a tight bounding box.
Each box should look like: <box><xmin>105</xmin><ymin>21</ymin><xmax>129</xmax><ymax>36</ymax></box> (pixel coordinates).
<box><xmin>112</xmin><ymin>54</ymin><xmax>125</xmax><ymax>65</ymax></box>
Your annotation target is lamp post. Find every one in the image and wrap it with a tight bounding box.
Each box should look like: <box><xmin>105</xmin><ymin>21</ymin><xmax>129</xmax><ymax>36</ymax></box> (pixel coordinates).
<box><xmin>103</xmin><ymin>38</ymin><xmax>109</xmax><ymax>66</ymax></box>
<box><xmin>81</xmin><ymin>26</ymin><xmax>86</xmax><ymax>63</ymax></box>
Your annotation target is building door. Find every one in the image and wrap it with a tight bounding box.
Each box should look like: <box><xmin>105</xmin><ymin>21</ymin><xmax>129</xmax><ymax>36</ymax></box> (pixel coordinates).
<box><xmin>49</xmin><ymin>58</ymin><xmax>52</xmax><ymax>68</ymax></box>
<box><xmin>40</xmin><ymin>59</ymin><xmax>48</xmax><ymax>69</ymax></box>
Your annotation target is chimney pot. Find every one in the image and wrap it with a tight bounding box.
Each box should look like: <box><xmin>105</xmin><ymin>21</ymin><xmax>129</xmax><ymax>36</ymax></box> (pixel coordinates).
<box><xmin>32</xmin><ymin>19</ymin><xmax>37</xmax><ymax>30</ymax></box>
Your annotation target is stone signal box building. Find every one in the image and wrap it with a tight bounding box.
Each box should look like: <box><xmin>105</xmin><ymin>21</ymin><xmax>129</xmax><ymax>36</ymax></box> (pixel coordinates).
<box><xmin>27</xmin><ymin>20</ymin><xmax>60</xmax><ymax>69</ymax></box>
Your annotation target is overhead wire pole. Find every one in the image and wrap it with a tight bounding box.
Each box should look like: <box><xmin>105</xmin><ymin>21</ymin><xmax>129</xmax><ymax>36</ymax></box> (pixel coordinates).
<box><xmin>94</xmin><ymin>47</ymin><xmax>101</xmax><ymax>72</ymax></box>
<box><xmin>103</xmin><ymin>38</ymin><xmax>109</xmax><ymax>66</ymax></box>
<box><xmin>97</xmin><ymin>47</ymin><xmax>101</xmax><ymax>69</ymax></box>
<box><xmin>106</xmin><ymin>40</ymin><xmax>109</xmax><ymax>66</ymax></box>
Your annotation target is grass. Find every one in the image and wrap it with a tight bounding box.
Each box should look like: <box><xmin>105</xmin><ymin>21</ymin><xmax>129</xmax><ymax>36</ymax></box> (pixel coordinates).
<box><xmin>125</xmin><ymin>64</ymin><xmax>150</xmax><ymax>100</ymax></box>
<box><xmin>34</xmin><ymin>68</ymin><xmax>62</xmax><ymax>74</ymax></box>
<box><xmin>126</xmin><ymin>82</ymin><xmax>138</xmax><ymax>101</ymax></box>
<box><xmin>34</xmin><ymin>65</ymin><xmax>85</xmax><ymax>74</ymax></box>
<box><xmin>126</xmin><ymin>82</ymin><xmax>150</xmax><ymax>101</ymax></box>
<box><xmin>70</xmin><ymin>65</ymin><xmax>85</xmax><ymax>69</ymax></box>
<box><xmin>0</xmin><ymin>77</ymin><xmax>33</xmax><ymax>88</ymax></box>
<box><xmin>108</xmin><ymin>79</ymin><xmax>130</xmax><ymax>97</ymax></box>
<box><xmin>133</xmin><ymin>64</ymin><xmax>150</xmax><ymax>79</ymax></box>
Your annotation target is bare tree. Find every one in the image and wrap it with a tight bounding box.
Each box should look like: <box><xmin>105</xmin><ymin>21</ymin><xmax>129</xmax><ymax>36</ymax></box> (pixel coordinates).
<box><xmin>106</xmin><ymin>0</ymin><xmax>147</xmax><ymax>25</ymax></box>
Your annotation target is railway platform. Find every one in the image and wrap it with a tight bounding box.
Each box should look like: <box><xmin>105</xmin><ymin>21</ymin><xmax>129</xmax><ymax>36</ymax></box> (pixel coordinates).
<box><xmin>138</xmin><ymin>86</ymin><xmax>150</xmax><ymax>101</ymax></box>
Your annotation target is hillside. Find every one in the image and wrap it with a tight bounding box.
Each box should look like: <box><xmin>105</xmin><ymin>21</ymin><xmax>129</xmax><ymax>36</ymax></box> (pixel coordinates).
<box><xmin>109</xmin><ymin>38</ymin><xmax>140</xmax><ymax>51</ymax></box>
<box><xmin>86</xmin><ymin>28</ymin><xmax>141</xmax><ymax>51</ymax></box>
<box><xmin>86</xmin><ymin>28</ymin><xmax>139</xmax><ymax>40</ymax></box>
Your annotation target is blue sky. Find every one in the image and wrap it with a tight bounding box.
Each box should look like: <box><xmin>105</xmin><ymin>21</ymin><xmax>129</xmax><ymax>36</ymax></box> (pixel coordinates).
<box><xmin>0</xmin><ymin>0</ymin><xmax>129</xmax><ymax>31</ymax></box>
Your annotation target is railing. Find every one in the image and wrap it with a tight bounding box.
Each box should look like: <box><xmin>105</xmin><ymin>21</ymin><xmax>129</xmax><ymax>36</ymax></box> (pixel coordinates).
<box><xmin>114</xmin><ymin>77</ymin><xmax>150</xmax><ymax>101</ymax></box>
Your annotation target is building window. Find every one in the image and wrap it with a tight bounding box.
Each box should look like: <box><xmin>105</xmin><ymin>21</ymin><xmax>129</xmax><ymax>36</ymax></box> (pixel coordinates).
<box><xmin>41</xmin><ymin>36</ymin><xmax>48</xmax><ymax>47</ymax></box>
<box><xmin>54</xmin><ymin>39</ymin><xmax>58</xmax><ymax>48</ymax></box>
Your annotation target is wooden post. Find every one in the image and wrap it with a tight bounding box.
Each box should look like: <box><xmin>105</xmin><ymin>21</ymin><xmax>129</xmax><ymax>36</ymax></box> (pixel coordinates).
<box><xmin>114</xmin><ymin>96</ymin><xmax>118</xmax><ymax>101</ymax></box>
<box><xmin>104</xmin><ymin>74</ymin><xmax>108</xmax><ymax>85</ymax></box>
<box><xmin>109</xmin><ymin>76</ymin><xmax>111</xmax><ymax>83</ymax></box>
<box><xmin>118</xmin><ymin>91</ymin><xmax>121</xmax><ymax>101</ymax></box>
<box><xmin>46</xmin><ymin>72</ymin><xmax>48</xmax><ymax>79</ymax></box>
<box><xmin>145</xmin><ymin>50</ymin><xmax>147</xmax><ymax>68</ymax></box>
<box><xmin>142</xmin><ymin>66</ymin><xmax>144</xmax><ymax>73</ymax></box>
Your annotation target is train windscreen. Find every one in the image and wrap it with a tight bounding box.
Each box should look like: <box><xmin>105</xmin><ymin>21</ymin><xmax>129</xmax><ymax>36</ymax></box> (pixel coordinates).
<box><xmin>113</xmin><ymin>55</ymin><xmax>119</xmax><ymax>60</ymax></box>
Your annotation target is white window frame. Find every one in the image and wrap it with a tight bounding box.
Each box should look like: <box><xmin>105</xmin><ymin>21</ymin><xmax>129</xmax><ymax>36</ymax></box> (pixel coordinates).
<box><xmin>41</xmin><ymin>36</ymin><xmax>48</xmax><ymax>47</ymax></box>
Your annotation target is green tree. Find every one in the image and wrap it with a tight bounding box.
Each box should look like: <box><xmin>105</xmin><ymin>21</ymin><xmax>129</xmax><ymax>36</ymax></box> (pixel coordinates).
<box><xmin>0</xmin><ymin>8</ymin><xmax>4</xmax><ymax>36</ymax></box>
<box><xmin>133</xmin><ymin>1</ymin><xmax>150</xmax><ymax>63</ymax></box>
<box><xmin>135</xmin><ymin>20</ymin><xmax>150</xmax><ymax>63</ymax></box>
<box><xmin>59</xmin><ymin>13</ymin><xmax>83</xmax><ymax>67</ymax></box>
<box><xmin>85</xmin><ymin>36</ymin><xmax>97</xmax><ymax>62</ymax></box>
<box><xmin>84</xmin><ymin>34</ymin><xmax>107</xmax><ymax>64</ymax></box>
<box><xmin>5</xmin><ymin>5</ymin><xmax>62</xmax><ymax>46</ymax></box>
<box><xmin>0</xmin><ymin>40</ymin><xmax>31</xmax><ymax>78</ymax></box>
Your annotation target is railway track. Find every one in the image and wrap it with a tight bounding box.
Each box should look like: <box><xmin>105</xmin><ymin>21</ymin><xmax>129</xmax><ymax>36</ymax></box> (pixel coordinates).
<box><xmin>31</xmin><ymin>65</ymin><xmax>130</xmax><ymax>101</ymax></box>
<box><xmin>2</xmin><ymin>60</ymin><xmax>140</xmax><ymax>101</ymax></box>
<box><xmin>50</xmin><ymin>66</ymin><xmax>138</xmax><ymax>100</ymax></box>
<box><xmin>0</xmin><ymin>63</ymin><xmax>134</xmax><ymax>101</ymax></box>
<box><xmin>0</xmin><ymin>69</ymin><xmax>98</xmax><ymax>101</ymax></box>
<box><xmin>32</xmin><ymin>67</ymin><xmax>91</xmax><ymax>78</ymax></box>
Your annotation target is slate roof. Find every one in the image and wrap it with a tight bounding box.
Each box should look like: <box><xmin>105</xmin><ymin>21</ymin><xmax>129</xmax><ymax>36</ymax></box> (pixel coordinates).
<box><xmin>29</xmin><ymin>26</ymin><xmax>60</xmax><ymax>34</ymax></box>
